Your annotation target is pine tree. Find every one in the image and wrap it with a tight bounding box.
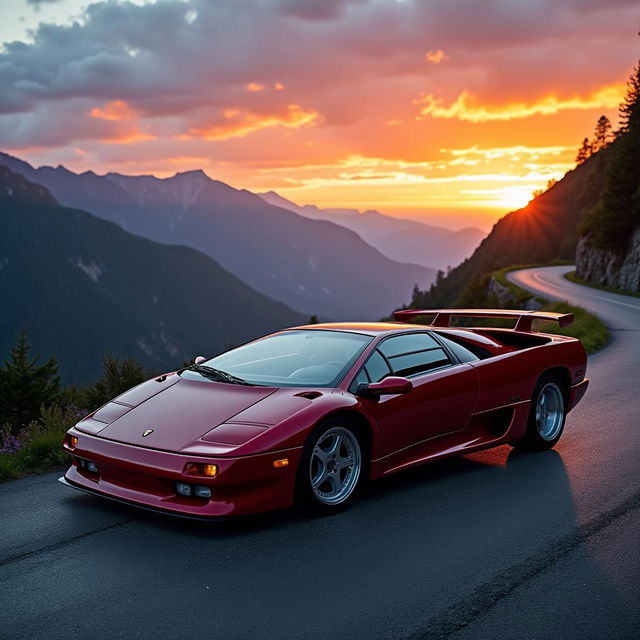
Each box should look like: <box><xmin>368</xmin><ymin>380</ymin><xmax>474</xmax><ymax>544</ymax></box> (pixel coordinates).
<box><xmin>82</xmin><ymin>353</ymin><xmax>146</xmax><ymax>410</ymax></box>
<box><xmin>618</xmin><ymin>62</ymin><xmax>640</xmax><ymax>134</ymax></box>
<box><xmin>576</xmin><ymin>137</ymin><xmax>592</xmax><ymax>164</ymax></box>
<box><xmin>0</xmin><ymin>331</ymin><xmax>60</xmax><ymax>431</ymax></box>
<box><xmin>580</xmin><ymin>62</ymin><xmax>640</xmax><ymax>248</ymax></box>
<box><xmin>591</xmin><ymin>115</ymin><xmax>613</xmax><ymax>152</ymax></box>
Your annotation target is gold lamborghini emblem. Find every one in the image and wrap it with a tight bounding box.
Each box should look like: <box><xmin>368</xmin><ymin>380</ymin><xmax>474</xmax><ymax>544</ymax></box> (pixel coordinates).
<box><xmin>142</xmin><ymin>429</ymin><xmax>154</xmax><ymax>437</ymax></box>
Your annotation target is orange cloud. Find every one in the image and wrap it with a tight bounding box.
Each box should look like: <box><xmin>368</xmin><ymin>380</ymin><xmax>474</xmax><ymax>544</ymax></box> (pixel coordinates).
<box><xmin>101</xmin><ymin>132</ymin><xmax>156</xmax><ymax>144</ymax></box>
<box><xmin>274</xmin><ymin>82</ymin><xmax>285</xmax><ymax>90</ymax></box>
<box><xmin>88</xmin><ymin>100</ymin><xmax>137</xmax><ymax>121</ymax></box>
<box><xmin>416</xmin><ymin>84</ymin><xmax>624</xmax><ymax>122</ymax></box>
<box><xmin>86</xmin><ymin>100</ymin><xmax>155</xmax><ymax>144</ymax></box>
<box><xmin>189</xmin><ymin>104</ymin><xmax>319</xmax><ymax>141</ymax></box>
<box><xmin>245</xmin><ymin>82</ymin><xmax>265</xmax><ymax>92</ymax></box>
<box><xmin>444</xmin><ymin>145</ymin><xmax>572</xmax><ymax>158</ymax></box>
<box><xmin>425</xmin><ymin>49</ymin><xmax>448</xmax><ymax>64</ymax></box>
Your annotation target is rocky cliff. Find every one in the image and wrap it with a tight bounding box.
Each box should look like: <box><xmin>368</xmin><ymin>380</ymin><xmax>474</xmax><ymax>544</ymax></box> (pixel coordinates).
<box><xmin>575</xmin><ymin>227</ymin><xmax>640</xmax><ymax>292</ymax></box>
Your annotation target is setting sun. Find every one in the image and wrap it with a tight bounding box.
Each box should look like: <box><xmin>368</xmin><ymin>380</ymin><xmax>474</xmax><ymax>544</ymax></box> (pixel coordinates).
<box><xmin>496</xmin><ymin>186</ymin><xmax>542</xmax><ymax>211</ymax></box>
<box><xmin>0</xmin><ymin>0</ymin><xmax>633</xmax><ymax>231</ymax></box>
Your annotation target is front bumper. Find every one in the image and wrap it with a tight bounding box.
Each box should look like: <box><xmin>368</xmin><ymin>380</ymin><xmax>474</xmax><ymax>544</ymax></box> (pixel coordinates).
<box><xmin>60</xmin><ymin>429</ymin><xmax>302</xmax><ymax>517</ymax></box>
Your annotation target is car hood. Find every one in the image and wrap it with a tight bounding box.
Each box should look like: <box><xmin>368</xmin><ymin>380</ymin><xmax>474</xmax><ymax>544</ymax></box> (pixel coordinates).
<box><xmin>95</xmin><ymin>377</ymin><xmax>277</xmax><ymax>451</ymax></box>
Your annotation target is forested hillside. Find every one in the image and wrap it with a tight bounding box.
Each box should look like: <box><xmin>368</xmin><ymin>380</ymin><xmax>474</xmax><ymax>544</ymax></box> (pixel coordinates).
<box><xmin>576</xmin><ymin>62</ymin><xmax>640</xmax><ymax>292</ymax></box>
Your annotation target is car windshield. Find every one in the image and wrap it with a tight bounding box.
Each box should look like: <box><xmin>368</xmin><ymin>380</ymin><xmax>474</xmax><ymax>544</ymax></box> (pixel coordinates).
<box><xmin>183</xmin><ymin>330</ymin><xmax>372</xmax><ymax>388</ymax></box>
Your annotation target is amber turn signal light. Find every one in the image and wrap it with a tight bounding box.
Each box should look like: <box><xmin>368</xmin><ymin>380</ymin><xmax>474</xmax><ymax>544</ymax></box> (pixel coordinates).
<box><xmin>64</xmin><ymin>434</ymin><xmax>78</xmax><ymax>449</ymax></box>
<box><xmin>184</xmin><ymin>462</ymin><xmax>218</xmax><ymax>477</ymax></box>
<box><xmin>272</xmin><ymin>458</ymin><xmax>289</xmax><ymax>468</ymax></box>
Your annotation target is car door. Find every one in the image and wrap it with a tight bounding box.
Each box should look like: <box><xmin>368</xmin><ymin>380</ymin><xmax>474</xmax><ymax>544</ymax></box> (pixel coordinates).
<box><xmin>355</xmin><ymin>332</ymin><xmax>479</xmax><ymax>456</ymax></box>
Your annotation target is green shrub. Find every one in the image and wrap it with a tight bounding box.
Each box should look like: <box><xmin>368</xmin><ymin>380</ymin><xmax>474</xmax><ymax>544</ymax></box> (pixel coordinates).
<box><xmin>535</xmin><ymin>301</ymin><xmax>609</xmax><ymax>353</ymax></box>
<box><xmin>80</xmin><ymin>353</ymin><xmax>147</xmax><ymax>410</ymax></box>
<box><xmin>0</xmin><ymin>404</ymin><xmax>90</xmax><ymax>481</ymax></box>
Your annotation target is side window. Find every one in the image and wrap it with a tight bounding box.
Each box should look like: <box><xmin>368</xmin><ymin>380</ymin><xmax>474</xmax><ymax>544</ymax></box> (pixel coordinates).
<box><xmin>378</xmin><ymin>333</ymin><xmax>439</xmax><ymax>358</ymax></box>
<box><xmin>353</xmin><ymin>368</ymin><xmax>369</xmax><ymax>388</ymax></box>
<box><xmin>364</xmin><ymin>350</ymin><xmax>391</xmax><ymax>383</ymax></box>
<box><xmin>436</xmin><ymin>334</ymin><xmax>480</xmax><ymax>363</ymax></box>
<box><xmin>390</xmin><ymin>348</ymin><xmax>450</xmax><ymax>377</ymax></box>
<box><xmin>379</xmin><ymin>333</ymin><xmax>452</xmax><ymax>378</ymax></box>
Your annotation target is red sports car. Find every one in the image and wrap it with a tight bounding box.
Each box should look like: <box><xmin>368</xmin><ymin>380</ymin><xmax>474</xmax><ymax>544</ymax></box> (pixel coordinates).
<box><xmin>60</xmin><ymin>309</ymin><xmax>589</xmax><ymax>517</ymax></box>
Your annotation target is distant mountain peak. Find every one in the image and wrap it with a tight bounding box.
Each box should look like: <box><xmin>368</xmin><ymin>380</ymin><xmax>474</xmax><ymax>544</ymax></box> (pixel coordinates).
<box><xmin>0</xmin><ymin>168</ymin><xmax>307</xmax><ymax>384</ymax></box>
<box><xmin>0</xmin><ymin>164</ymin><xmax>57</xmax><ymax>205</ymax></box>
<box><xmin>174</xmin><ymin>168</ymin><xmax>209</xmax><ymax>179</ymax></box>
<box><xmin>105</xmin><ymin>169</ymin><xmax>211</xmax><ymax>210</ymax></box>
<box><xmin>257</xmin><ymin>189</ymin><xmax>485</xmax><ymax>271</ymax></box>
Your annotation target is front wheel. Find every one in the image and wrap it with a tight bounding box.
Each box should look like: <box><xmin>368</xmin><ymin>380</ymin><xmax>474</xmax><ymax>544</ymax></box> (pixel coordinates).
<box><xmin>295</xmin><ymin>421</ymin><xmax>363</xmax><ymax>515</ymax></box>
<box><xmin>512</xmin><ymin>375</ymin><xmax>567</xmax><ymax>451</ymax></box>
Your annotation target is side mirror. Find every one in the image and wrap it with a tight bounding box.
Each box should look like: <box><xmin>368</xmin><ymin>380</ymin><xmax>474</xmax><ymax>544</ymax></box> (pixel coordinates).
<box><xmin>356</xmin><ymin>376</ymin><xmax>413</xmax><ymax>398</ymax></box>
<box><xmin>194</xmin><ymin>355</ymin><xmax>206</xmax><ymax>365</ymax></box>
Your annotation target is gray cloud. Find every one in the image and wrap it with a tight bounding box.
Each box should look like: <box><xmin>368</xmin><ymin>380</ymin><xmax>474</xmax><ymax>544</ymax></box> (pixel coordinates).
<box><xmin>0</xmin><ymin>0</ymin><xmax>637</xmax><ymax>149</ymax></box>
<box><xmin>276</xmin><ymin>0</ymin><xmax>368</xmax><ymax>21</ymax></box>
<box><xmin>26</xmin><ymin>0</ymin><xmax>63</xmax><ymax>8</ymax></box>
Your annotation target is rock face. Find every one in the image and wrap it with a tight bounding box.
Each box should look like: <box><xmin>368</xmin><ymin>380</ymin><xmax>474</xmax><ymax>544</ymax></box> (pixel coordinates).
<box><xmin>487</xmin><ymin>277</ymin><xmax>543</xmax><ymax>310</ymax></box>
<box><xmin>575</xmin><ymin>227</ymin><xmax>640</xmax><ymax>292</ymax></box>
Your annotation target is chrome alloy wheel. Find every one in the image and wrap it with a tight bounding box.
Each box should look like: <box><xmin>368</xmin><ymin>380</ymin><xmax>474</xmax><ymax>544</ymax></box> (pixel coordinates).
<box><xmin>535</xmin><ymin>382</ymin><xmax>565</xmax><ymax>441</ymax></box>
<box><xmin>310</xmin><ymin>427</ymin><xmax>361</xmax><ymax>505</ymax></box>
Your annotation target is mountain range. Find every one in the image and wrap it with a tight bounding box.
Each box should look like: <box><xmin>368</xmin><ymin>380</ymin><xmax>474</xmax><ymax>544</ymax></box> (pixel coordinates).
<box><xmin>0</xmin><ymin>152</ymin><xmax>436</xmax><ymax>320</ymax></box>
<box><xmin>0</xmin><ymin>165</ymin><xmax>307</xmax><ymax>384</ymax></box>
<box><xmin>258</xmin><ymin>190</ymin><xmax>484</xmax><ymax>271</ymax></box>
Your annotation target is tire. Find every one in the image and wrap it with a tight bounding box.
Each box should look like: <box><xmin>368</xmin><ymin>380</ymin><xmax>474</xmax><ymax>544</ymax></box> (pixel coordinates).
<box><xmin>512</xmin><ymin>373</ymin><xmax>567</xmax><ymax>451</ymax></box>
<box><xmin>295</xmin><ymin>418</ymin><xmax>364</xmax><ymax>515</ymax></box>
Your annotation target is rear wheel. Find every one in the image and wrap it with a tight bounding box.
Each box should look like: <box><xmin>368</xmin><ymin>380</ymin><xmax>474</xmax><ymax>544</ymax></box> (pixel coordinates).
<box><xmin>512</xmin><ymin>374</ymin><xmax>567</xmax><ymax>451</ymax></box>
<box><xmin>295</xmin><ymin>420</ymin><xmax>363</xmax><ymax>515</ymax></box>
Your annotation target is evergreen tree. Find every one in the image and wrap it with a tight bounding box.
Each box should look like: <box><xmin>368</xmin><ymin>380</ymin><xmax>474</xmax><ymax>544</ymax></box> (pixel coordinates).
<box><xmin>580</xmin><ymin>62</ymin><xmax>640</xmax><ymax>248</ymax></box>
<box><xmin>618</xmin><ymin>62</ymin><xmax>640</xmax><ymax>134</ymax></box>
<box><xmin>82</xmin><ymin>353</ymin><xmax>146</xmax><ymax>410</ymax></box>
<box><xmin>591</xmin><ymin>115</ymin><xmax>613</xmax><ymax>152</ymax></box>
<box><xmin>576</xmin><ymin>137</ymin><xmax>592</xmax><ymax>164</ymax></box>
<box><xmin>0</xmin><ymin>331</ymin><xmax>60</xmax><ymax>431</ymax></box>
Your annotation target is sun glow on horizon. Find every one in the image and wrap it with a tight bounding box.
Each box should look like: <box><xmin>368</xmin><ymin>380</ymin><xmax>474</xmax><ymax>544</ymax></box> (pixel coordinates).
<box><xmin>0</xmin><ymin>0</ymin><xmax>634</xmax><ymax>231</ymax></box>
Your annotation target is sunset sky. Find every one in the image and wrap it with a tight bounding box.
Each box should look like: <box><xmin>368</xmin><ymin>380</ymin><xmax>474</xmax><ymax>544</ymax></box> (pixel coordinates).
<box><xmin>0</xmin><ymin>0</ymin><xmax>637</xmax><ymax>230</ymax></box>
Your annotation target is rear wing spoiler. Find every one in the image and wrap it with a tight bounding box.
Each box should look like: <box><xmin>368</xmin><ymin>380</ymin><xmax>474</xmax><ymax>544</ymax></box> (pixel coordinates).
<box><xmin>393</xmin><ymin>308</ymin><xmax>574</xmax><ymax>333</ymax></box>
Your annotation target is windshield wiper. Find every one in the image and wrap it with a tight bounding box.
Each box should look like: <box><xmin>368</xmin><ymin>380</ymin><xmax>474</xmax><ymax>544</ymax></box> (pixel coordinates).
<box><xmin>186</xmin><ymin>364</ymin><xmax>253</xmax><ymax>386</ymax></box>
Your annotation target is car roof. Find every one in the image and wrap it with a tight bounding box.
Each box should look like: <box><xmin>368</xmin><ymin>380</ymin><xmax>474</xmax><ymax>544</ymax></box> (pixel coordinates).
<box><xmin>286</xmin><ymin>322</ymin><xmax>427</xmax><ymax>336</ymax></box>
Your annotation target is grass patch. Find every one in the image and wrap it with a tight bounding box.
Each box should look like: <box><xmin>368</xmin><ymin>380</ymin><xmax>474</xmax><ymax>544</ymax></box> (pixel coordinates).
<box><xmin>0</xmin><ymin>437</ymin><xmax>68</xmax><ymax>482</ymax></box>
<box><xmin>564</xmin><ymin>270</ymin><xmax>640</xmax><ymax>299</ymax></box>
<box><xmin>0</xmin><ymin>404</ymin><xmax>80</xmax><ymax>482</ymax></box>
<box><xmin>535</xmin><ymin>301</ymin><xmax>609</xmax><ymax>354</ymax></box>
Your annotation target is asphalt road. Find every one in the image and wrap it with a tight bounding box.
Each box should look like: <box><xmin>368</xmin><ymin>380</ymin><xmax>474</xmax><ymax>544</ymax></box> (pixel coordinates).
<box><xmin>1</xmin><ymin>265</ymin><xmax>639</xmax><ymax>640</ymax></box>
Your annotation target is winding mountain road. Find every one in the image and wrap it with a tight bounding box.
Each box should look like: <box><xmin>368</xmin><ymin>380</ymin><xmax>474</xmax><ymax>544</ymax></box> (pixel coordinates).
<box><xmin>1</xmin><ymin>266</ymin><xmax>638</xmax><ymax>639</ymax></box>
